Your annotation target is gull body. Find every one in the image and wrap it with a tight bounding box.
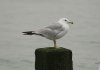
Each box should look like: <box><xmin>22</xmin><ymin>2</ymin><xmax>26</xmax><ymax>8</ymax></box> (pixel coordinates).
<box><xmin>22</xmin><ymin>18</ymin><xmax>73</xmax><ymax>48</ymax></box>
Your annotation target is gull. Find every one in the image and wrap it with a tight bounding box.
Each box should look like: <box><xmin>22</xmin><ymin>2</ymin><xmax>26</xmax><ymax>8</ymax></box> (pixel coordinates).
<box><xmin>22</xmin><ymin>18</ymin><xmax>73</xmax><ymax>48</ymax></box>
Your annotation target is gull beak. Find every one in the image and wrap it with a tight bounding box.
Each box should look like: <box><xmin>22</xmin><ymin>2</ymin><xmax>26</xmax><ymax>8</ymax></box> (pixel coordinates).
<box><xmin>69</xmin><ymin>21</ymin><xmax>73</xmax><ymax>24</ymax></box>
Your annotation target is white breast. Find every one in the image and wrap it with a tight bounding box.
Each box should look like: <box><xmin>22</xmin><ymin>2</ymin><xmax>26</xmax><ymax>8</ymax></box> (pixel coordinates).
<box><xmin>55</xmin><ymin>22</ymin><xmax>69</xmax><ymax>39</ymax></box>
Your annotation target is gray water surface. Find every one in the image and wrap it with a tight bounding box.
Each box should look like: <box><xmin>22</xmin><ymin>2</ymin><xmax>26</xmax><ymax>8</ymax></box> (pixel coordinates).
<box><xmin>0</xmin><ymin>0</ymin><xmax>100</xmax><ymax>70</ymax></box>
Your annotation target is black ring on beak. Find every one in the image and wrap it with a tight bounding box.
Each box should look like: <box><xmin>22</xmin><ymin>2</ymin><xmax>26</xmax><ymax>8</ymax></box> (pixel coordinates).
<box><xmin>69</xmin><ymin>22</ymin><xmax>73</xmax><ymax>24</ymax></box>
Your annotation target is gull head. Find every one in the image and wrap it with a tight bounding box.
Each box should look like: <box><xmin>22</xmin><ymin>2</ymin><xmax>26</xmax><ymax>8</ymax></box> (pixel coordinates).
<box><xmin>58</xmin><ymin>18</ymin><xmax>73</xmax><ymax>24</ymax></box>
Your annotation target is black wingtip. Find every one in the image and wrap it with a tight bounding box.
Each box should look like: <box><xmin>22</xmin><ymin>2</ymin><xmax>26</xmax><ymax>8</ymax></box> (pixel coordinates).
<box><xmin>22</xmin><ymin>31</ymin><xmax>34</xmax><ymax>35</ymax></box>
<box><xmin>22</xmin><ymin>31</ymin><xmax>27</xmax><ymax>33</ymax></box>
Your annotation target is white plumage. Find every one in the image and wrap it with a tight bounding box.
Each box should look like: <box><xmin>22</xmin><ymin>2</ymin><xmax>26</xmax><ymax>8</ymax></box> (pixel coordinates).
<box><xmin>22</xmin><ymin>18</ymin><xmax>73</xmax><ymax>48</ymax></box>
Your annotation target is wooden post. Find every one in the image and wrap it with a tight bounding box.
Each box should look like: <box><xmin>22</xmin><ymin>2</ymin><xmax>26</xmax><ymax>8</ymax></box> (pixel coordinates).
<box><xmin>35</xmin><ymin>47</ymin><xmax>73</xmax><ymax>70</ymax></box>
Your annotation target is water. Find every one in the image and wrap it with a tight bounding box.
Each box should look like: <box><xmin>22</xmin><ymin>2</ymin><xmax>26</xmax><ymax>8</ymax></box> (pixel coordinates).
<box><xmin>0</xmin><ymin>0</ymin><xmax>100</xmax><ymax>70</ymax></box>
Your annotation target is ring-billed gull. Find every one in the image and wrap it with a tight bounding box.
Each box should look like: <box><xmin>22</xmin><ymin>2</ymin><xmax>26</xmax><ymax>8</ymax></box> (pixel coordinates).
<box><xmin>22</xmin><ymin>18</ymin><xmax>73</xmax><ymax>48</ymax></box>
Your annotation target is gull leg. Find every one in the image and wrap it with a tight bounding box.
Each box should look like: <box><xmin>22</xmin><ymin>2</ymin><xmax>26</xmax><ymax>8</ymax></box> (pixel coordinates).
<box><xmin>53</xmin><ymin>40</ymin><xmax>57</xmax><ymax>48</ymax></box>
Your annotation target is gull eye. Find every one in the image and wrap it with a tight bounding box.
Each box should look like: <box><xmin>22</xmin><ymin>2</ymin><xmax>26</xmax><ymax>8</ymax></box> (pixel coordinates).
<box><xmin>64</xmin><ymin>19</ymin><xmax>67</xmax><ymax>21</ymax></box>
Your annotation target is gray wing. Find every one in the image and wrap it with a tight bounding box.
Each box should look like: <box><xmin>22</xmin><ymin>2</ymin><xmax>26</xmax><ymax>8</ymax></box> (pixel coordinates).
<box><xmin>37</xmin><ymin>23</ymin><xmax>64</xmax><ymax>37</ymax></box>
<box><xmin>45</xmin><ymin>22</ymin><xmax>62</xmax><ymax>30</ymax></box>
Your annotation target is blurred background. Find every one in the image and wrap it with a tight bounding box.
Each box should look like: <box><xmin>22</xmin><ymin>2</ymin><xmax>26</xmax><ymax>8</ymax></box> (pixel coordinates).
<box><xmin>0</xmin><ymin>0</ymin><xmax>100</xmax><ymax>70</ymax></box>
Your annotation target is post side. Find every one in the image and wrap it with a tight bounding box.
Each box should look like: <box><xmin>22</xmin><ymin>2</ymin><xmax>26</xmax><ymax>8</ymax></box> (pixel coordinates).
<box><xmin>35</xmin><ymin>47</ymin><xmax>73</xmax><ymax>70</ymax></box>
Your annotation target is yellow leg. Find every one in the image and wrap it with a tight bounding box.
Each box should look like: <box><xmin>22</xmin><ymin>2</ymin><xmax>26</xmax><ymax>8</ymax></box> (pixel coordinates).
<box><xmin>53</xmin><ymin>40</ymin><xmax>57</xmax><ymax>48</ymax></box>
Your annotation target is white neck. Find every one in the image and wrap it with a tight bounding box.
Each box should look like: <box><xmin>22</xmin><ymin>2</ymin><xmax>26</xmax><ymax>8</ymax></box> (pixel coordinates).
<box><xmin>58</xmin><ymin>20</ymin><xmax>69</xmax><ymax>30</ymax></box>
